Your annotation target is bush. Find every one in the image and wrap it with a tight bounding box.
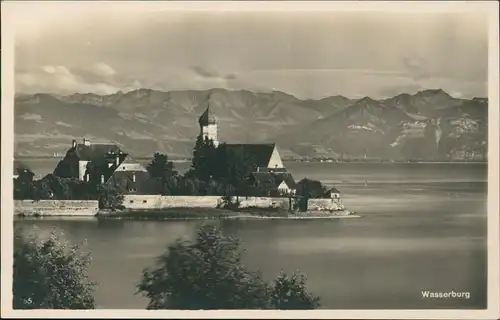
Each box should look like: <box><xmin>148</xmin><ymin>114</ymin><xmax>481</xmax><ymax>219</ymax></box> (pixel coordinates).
<box><xmin>297</xmin><ymin>178</ymin><xmax>328</xmax><ymax>198</ymax></box>
<box><xmin>97</xmin><ymin>184</ymin><xmax>124</xmax><ymax>210</ymax></box>
<box><xmin>217</xmin><ymin>195</ymin><xmax>241</xmax><ymax>210</ymax></box>
<box><xmin>13</xmin><ymin>228</ymin><xmax>97</xmax><ymax>309</ymax></box>
<box><xmin>271</xmin><ymin>272</ymin><xmax>320</xmax><ymax>309</ymax></box>
<box><xmin>137</xmin><ymin>224</ymin><xmax>320</xmax><ymax>309</ymax></box>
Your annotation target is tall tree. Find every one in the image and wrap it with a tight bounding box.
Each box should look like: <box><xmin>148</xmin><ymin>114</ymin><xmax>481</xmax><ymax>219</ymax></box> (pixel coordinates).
<box><xmin>13</xmin><ymin>228</ymin><xmax>97</xmax><ymax>309</ymax></box>
<box><xmin>224</xmin><ymin>146</ymin><xmax>254</xmax><ymax>196</ymax></box>
<box><xmin>190</xmin><ymin>135</ymin><xmax>217</xmax><ymax>182</ymax></box>
<box><xmin>147</xmin><ymin>153</ymin><xmax>177</xmax><ymax>180</ymax></box>
<box><xmin>137</xmin><ymin>224</ymin><xmax>320</xmax><ymax>310</ymax></box>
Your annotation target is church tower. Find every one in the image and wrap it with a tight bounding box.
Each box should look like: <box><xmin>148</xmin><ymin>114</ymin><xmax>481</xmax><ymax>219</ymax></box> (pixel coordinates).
<box><xmin>198</xmin><ymin>103</ymin><xmax>219</xmax><ymax>147</ymax></box>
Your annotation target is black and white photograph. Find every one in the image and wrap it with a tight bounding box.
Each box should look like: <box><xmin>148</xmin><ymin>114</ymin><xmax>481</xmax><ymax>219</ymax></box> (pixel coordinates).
<box><xmin>1</xmin><ymin>1</ymin><xmax>499</xmax><ymax>318</ymax></box>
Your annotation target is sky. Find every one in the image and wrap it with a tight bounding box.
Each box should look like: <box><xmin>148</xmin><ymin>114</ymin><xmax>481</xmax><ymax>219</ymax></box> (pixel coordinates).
<box><xmin>11</xmin><ymin>2</ymin><xmax>490</xmax><ymax>99</ymax></box>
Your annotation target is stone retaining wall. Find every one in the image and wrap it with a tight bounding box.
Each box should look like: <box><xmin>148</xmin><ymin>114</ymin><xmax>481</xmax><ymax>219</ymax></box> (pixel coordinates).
<box><xmin>14</xmin><ymin>200</ymin><xmax>99</xmax><ymax>216</ymax></box>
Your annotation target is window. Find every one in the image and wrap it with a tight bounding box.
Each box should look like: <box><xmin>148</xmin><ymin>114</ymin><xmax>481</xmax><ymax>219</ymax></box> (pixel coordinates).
<box><xmin>142</xmin><ymin>200</ymin><xmax>147</xmax><ymax>204</ymax></box>
<box><xmin>129</xmin><ymin>200</ymin><xmax>134</xmax><ymax>204</ymax></box>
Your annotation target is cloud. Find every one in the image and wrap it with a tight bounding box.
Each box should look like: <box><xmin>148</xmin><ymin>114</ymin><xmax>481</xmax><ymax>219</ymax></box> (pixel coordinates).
<box><xmin>191</xmin><ymin>66</ymin><xmax>236</xmax><ymax>81</ymax></box>
<box><xmin>16</xmin><ymin>63</ymin><xmax>141</xmax><ymax>95</ymax></box>
<box><xmin>92</xmin><ymin>62</ymin><xmax>116</xmax><ymax>77</ymax></box>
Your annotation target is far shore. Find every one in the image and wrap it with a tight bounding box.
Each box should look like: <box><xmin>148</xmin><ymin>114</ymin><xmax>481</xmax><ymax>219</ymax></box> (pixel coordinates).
<box><xmin>14</xmin><ymin>156</ymin><xmax>487</xmax><ymax>164</ymax></box>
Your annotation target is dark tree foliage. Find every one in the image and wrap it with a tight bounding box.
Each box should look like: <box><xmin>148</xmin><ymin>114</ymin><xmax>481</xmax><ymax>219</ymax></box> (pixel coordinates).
<box><xmin>190</xmin><ymin>135</ymin><xmax>217</xmax><ymax>182</ymax></box>
<box><xmin>137</xmin><ymin>225</ymin><xmax>320</xmax><ymax>310</ymax></box>
<box><xmin>147</xmin><ymin>153</ymin><xmax>179</xmax><ymax>194</ymax></box>
<box><xmin>213</xmin><ymin>143</ymin><xmax>254</xmax><ymax>196</ymax></box>
<box><xmin>296</xmin><ymin>178</ymin><xmax>328</xmax><ymax>199</ymax></box>
<box><xmin>13</xmin><ymin>228</ymin><xmax>97</xmax><ymax>309</ymax></box>
<box><xmin>30</xmin><ymin>178</ymin><xmax>54</xmax><ymax>200</ymax></box>
<box><xmin>271</xmin><ymin>272</ymin><xmax>320</xmax><ymax>309</ymax></box>
<box><xmin>16</xmin><ymin>173</ymin><xmax>95</xmax><ymax>201</ymax></box>
<box><xmin>97</xmin><ymin>183</ymin><xmax>124</xmax><ymax>210</ymax></box>
<box><xmin>147</xmin><ymin>153</ymin><xmax>178</xmax><ymax>181</ymax></box>
<box><xmin>13</xmin><ymin>168</ymin><xmax>35</xmax><ymax>200</ymax></box>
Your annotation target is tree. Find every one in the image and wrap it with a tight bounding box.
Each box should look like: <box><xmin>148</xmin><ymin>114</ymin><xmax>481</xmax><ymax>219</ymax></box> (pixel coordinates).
<box><xmin>137</xmin><ymin>224</ymin><xmax>271</xmax><ymax>309</ymax></box>
<box><xmin>13</xmin><ymin>228</ymin><xmax>97</xmax><ymax>309</ymax></box>
<box><xmin>296</xmin><ymin>178</ymin><xmax>327</xmax><ymax>199</ymax></box>
<box><xmin>13</xmin><ymin>168</ymin><xmax>35</xmax><ymax>200</ymax></box>
<box><xmin>31</xmin><ymin>179</ymin><xmax>53</xmax><ymax>200</ymax></box>
<box><xmin>137</xmin><ymin>225</ymin><xmax>320</xmax><ymax>310</ymax></box>
<box><xmin>147</xmin><ymin>153</ymin><xmax>178</xmax><ymax>180</ymax></box>
<box><xmin>213</xmin><ymin>144</ymin><xmax>254</xmax><ymax>196</ymax></box>
<box><xmin>97</xmin><ymin>183</ymin><xmax>124</xmax><ymax>210</ymax></box>
<box><xmin>147</xmin><ymin>153</ymin><xmax>178</xmax><ymax>194</ymax></box>
<box><xmin>271</xmin><ymin>272</ymin><xmax>320</xmax><ymax>309</ymax></box>
<box><xmin>190</xmin><ymin>135</ymin><xmax>217</xmax><ymax>182</ymax></box>
<box><xmin>40</xmin><ymin>174</ymin><xmax>72</xmax><ymax>200</ymax></box>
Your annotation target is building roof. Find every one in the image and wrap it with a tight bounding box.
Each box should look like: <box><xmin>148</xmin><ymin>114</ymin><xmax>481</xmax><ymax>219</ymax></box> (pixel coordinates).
<box><xmin>326</xmin><ymin>187</ymin><xmax>341</xmax><ymax>194</ymax></box>
<box><xmin>72</xmin><ymin>143</ymin><xmax>122</xmax><ymax>162</ymax></box>
<box><xmin>274</xmin><ymin>172</ymin><xmax>297</xmax><ymax>189</ymax></box>
<box><xmin>224</xmin><ymin>143</ymin><xmax>276</xmax><ymax>168</ymax></box>
<box><xmin>106</xmin><ymin>171</ymin><xmax>157</xmax><ymax>195</ymax></box>
<box><xmin>198</xmin><ymin>106</ymin><xmax>217</xmax><ymax>125</ymax></box>
<box><xmin>251</xmin><ymin>171</ymin><xmax>296</xmax><ymax>190</ymax></box>
<box><xmin>251</xmin><ymin>172</ymin><xmax>279</xmax><ymax>190</ymax></box>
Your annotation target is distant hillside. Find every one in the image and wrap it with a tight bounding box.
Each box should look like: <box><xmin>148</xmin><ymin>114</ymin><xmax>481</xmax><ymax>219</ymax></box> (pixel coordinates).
<box><xmin>14</xmin><ymin>88</ymin><xmax>488</xmax><ymax>161</ymax></box>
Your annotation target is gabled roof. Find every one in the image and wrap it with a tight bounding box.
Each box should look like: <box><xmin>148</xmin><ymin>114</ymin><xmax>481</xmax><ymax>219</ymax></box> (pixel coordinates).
<box><xmin>325</xmin><ymin>187</ymin><xmax>341</xmax><ymax>194</ymax></box>
<box><xmin>198</xmin><ymin>106</ymin><xmax>217</xmax><ymax>125</ymax></box>
<box><xmin>224</xmin><ymin>143</ymin><xmax>276</xmax><ymax>168</ymax></box>
<box><xmin>274</xmin><ymin>172</ymin><xmax>297</xmax><ymax>189</ymax></box>
<box><xmin>72</xmin><ymin>143</ymin><xmax>122</xmax><ymax>162</ymax></box>
<box><xmin>251</xmin><ymin>171</ymin><xmax>296</xmax><ymax>190</ymax></box>
<box><xmin>106</xmin><ymin>171</ymin><xmax>157</xmax><ymax>195</ymax></box>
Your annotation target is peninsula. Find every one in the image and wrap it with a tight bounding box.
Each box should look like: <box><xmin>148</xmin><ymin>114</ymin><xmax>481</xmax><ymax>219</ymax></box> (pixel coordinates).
<box><xmin>14</xmin><ymin>102</ymin><xmax>355</xmax><ymax>220</ymax></box>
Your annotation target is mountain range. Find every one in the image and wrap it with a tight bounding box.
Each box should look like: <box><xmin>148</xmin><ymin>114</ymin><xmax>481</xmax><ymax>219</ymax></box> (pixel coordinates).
<box><xmin>14</xmin><ymin>88</ymin><xmax>488</xmax><ymax>161</ymax></box>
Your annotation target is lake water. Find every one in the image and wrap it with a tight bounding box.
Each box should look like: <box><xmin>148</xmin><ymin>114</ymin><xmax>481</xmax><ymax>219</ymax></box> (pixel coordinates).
<box><xmin>14</xmin><ymin>162</ymin><xmax>488</xmax><ymax>309</ymax></box>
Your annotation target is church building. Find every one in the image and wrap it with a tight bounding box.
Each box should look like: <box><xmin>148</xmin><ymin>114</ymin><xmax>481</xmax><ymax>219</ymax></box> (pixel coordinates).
<box><xmin>198</xmin><ymin>105</ymin><xmax>296</xmax><ymax>195</ymax></box>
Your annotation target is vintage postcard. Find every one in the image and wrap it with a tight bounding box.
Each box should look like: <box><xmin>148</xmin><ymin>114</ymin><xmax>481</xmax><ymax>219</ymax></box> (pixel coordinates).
<box><xmin>1</xmin><ymin>1</ymin><xmax>499</xmax><ymax>319</ymax></box>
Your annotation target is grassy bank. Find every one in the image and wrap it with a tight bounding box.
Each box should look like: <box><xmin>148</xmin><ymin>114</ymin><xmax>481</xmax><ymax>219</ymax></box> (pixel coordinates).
<box><xmin>96</xmin><ymin>206</ymin><xmax>291</xmax><ymax>220</ymax></box>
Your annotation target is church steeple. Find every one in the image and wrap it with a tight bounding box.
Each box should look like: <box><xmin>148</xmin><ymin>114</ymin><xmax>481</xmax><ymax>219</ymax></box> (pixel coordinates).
<box><xmin>198</xmin><ymin>102</ymin><xmax>219</xmax><ymax>147</ymax></box>
<box><xmin>198</xmin><ymin>104</ymin><xmax>217</xmax><ymax>126</ymax></box>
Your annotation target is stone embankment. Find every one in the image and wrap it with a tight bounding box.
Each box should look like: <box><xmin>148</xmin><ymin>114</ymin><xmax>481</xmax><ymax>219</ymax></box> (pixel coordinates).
<box><xmin>14</xmin><ymin>197</ymin><xmax>357</xmax><ymax>220</ymax></box>
<box><xmin>14</xmin><ymin>200</ymin><xmax>99</xmax><ymax>217</ymax></box>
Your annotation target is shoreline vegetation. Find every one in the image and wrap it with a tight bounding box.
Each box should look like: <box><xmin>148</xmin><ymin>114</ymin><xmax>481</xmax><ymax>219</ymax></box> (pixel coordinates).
<box><xmin>15</xmin><ymin>207</ymin><xmax>359</xmax><ymax>221</ymax></box>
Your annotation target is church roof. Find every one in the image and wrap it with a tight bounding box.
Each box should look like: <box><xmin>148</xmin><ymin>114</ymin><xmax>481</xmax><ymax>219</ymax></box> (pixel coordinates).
<box><xmin>198</xmin><ymin>106</ymin><xmax>217</xmax><ymax>125</ymax></box>
<box><xmin>223</xmin><ymin>143</ymin><xmax>276</xmax><ymax>168</ymax></box>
